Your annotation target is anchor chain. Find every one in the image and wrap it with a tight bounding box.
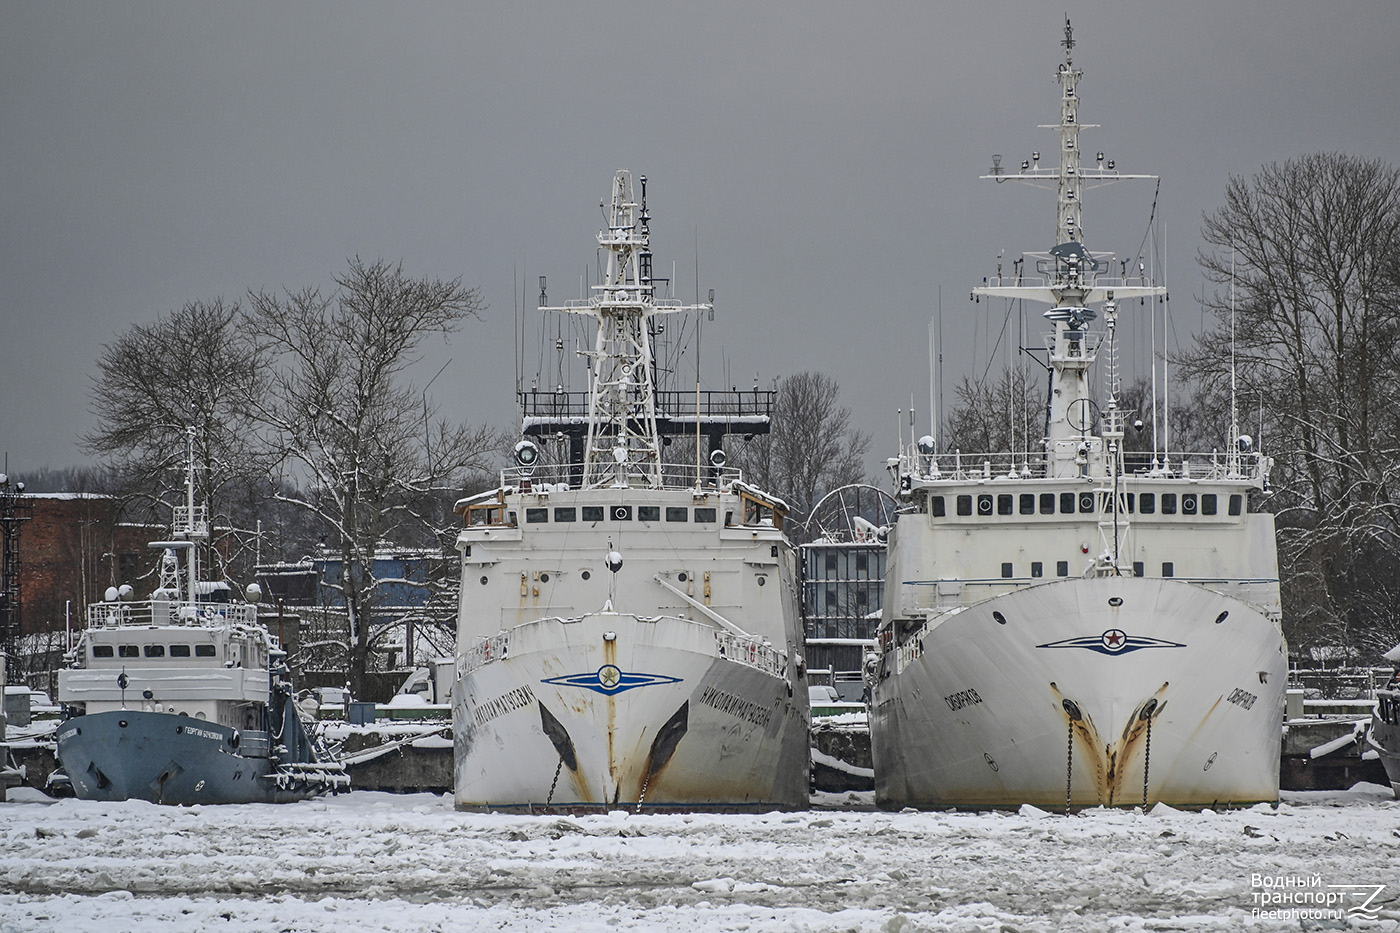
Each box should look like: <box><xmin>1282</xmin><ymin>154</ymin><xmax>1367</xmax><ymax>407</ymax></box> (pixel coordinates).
<box><xmin>635</xmin><ymin>772</ymin><xmax>651</xmax><ymax>813</ymax></box>
<box><xmin>1142</xmin><ymin>717</ymin><xmax>1153</xmax><ymax>808</ymax></box>
<box><xmin>545</xmin><ymin>757</ymin><xmax>563</xmax><ymax>809</ymax></box>
<box><xmin>1061</xmin><ymin>697</ymin><xmax>1082</xmax><ymax>815</ymax></box>
<box><xmin>1065</xmin><ymin>718</ymin><xmax>1074</xmax><ymax>814</ymax></box>
<box><xmin>1138</xmin><ymin>697</ymin><xmax>1159</xmax><ymax>809</ymax></box>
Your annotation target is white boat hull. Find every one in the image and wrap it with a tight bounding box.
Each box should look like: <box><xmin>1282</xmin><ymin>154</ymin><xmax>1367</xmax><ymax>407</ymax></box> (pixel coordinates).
<box><xmin>453</xmin><ymin>611</ymin><xmax>809</xmax><ymax>812</ymax></box>
<box><xmin>871</xmin><ymin>578</ymin><xmax>1286</xmax><ymax>809</ymax></box>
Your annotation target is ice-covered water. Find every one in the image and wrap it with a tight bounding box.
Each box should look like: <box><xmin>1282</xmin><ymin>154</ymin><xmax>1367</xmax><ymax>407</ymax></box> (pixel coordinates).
<box><xmin>1</xmin><ymin>785</ymin><xmax>1395</xmax><ymax>931</ymax></box>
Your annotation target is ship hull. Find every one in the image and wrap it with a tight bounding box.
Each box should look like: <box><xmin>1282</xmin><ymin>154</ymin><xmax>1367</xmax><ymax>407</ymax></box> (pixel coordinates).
<box><xmin>1368</xmin><ymin>696</ymin><xmax>1400</xmax><ymax>798</ymax></box>
<box><xmin>872</xmin><ymin>578</ymin><xmax>1286</xmax><ymax>809</ymax></box>
<box><xmin>453</xmin><ymin>612</ymin><xmax>809</xmax><ymax>812</ymax></box>
<box><xmin>56</xmin><ymin>710</ymin><xmax>329</xmax><ymax>805</ymax></box>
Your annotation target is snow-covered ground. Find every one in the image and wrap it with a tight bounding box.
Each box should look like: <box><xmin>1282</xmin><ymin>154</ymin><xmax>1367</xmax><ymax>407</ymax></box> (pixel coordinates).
<box><xmin>1</xmin><ymin>785</ymin><xmax>1396</xmax><ymax>932</ymax></box>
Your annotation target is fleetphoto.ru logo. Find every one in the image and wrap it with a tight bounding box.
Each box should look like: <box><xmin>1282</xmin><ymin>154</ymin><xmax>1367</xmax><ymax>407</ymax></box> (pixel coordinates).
<box><xmin>1249</xmin><ymin>872</ymin><xmax>1387</xmax><ymax>922</ymax></box>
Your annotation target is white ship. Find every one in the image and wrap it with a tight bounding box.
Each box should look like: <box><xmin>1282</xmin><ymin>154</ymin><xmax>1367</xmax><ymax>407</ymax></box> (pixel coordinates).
<box><xmin>869</xmin><ymin>21</ymin><xmax>1287</xmax><ymax>810</ymax></box>
<box><xmin>451</xmin><ymin>171</ymin><xmax>809</xmax><ymax>812</ymax></box>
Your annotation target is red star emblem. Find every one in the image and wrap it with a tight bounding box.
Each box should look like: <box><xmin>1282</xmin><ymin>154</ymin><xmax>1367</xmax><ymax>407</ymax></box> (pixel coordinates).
<box><xmin>1102</xmin><ymin>629</ymin><xmax>1127</xmax><ymax>651</ymax></box>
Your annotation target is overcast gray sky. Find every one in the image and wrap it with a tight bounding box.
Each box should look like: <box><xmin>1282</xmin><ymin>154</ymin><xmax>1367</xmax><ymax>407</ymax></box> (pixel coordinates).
<box><xmin>3</xmin><ymin>2</ymin><xmax>1398</xmax><ymax>478</ymax></box>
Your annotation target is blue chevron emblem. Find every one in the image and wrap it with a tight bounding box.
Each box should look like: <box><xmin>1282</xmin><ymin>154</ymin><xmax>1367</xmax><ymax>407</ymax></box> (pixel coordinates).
<box><xmin>1037</xmin><ymin>629</ymin><xmax>1186</xmax><ymax>656</ymax></box>
<box><xmin>541</xmin><ymin>665</ymin><xmax>682</xmax><ymax>695</ymax></box>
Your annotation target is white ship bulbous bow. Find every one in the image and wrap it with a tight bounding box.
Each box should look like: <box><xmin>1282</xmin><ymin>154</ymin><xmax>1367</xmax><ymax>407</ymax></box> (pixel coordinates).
<box><xmin>453</xmin><ymin>611</ymin><xmax>808</xmax><ymax>811</ymax></box>
<box><xmin>872</xmin><ymin>578</ymin><xmax>1286</xmax><ymax>809</ymax></box>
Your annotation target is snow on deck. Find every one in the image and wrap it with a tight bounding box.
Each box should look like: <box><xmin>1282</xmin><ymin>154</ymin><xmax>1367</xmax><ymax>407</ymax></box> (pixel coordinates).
<box><xmin>0</xmin><ymin>784</ymin><xmax>1395</xmax><ymax>931</ymax></box>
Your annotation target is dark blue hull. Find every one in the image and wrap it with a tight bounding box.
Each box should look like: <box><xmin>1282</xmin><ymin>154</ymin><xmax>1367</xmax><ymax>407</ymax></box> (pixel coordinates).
<box><xmin>56</xmin><ymin>710</ymin><xmax>339</xmax><ymax>804</ymax></box>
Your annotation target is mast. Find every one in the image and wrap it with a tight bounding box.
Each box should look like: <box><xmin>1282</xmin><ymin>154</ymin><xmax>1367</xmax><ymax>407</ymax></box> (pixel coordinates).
<box><xmin>973</xmin><ymin>18</ymin><xmax>1166</xmax><ymax>476</ymax></box>
<box><xmin>539</xmin><ymin>171</ymin><xmax>713</xmax><ymax>489</ymax></box>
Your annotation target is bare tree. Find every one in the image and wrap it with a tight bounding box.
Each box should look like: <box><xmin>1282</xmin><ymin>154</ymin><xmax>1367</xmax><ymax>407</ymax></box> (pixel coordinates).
<box><xmin>1180</xmin><ymin>152</ymin><xmax>1400</xmax><ymax>656</ymax></box>
<box><xmin>83</xmin><ymin>298</ymin><xmax>266</xmax><ymax>579</ymax></box>
<box><xmin>942</xmin><ymin>369</ymin><xmax>1046</xmax><ymax>457</ymax></box>
<box><xmin>245</xmin><ymin>258</ymin><xmax>500</xmax><ymax>694</ymax></box>
<box><xmin>730</xmin><ymin>372</ymin><xmax>870</xmax><ymax>543</ymax></box>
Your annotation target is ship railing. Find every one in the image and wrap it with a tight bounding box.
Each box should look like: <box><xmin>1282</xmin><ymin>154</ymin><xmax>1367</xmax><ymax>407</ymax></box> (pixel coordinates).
<box><xmin>519</xmin><ymin>388</ymin><xmax>774</xmax><ymax>422</ymax></box>
<box><xmin>904</xmin><ymin>575</ymin><xmax>1280</xmax><ymax>612</ymax></box>
<box><xmin>458</xmin><ymin>628</ymin><xmax>789</xmax><ymax>680</ymax></box>
<box><xmin>977</xmin><ymin>268</ymin><xmax>1161</xmax><ymax>294</ymax></box>
<box><xmin>459</xmin><ymin>631</ymin><xmax>513</xmax><ymax>674</ymax></box>
<box><xmin>900</xmin><ymin>448</ymin><xmax>1271</xmax><ymax>484</ymax></box>
<box><xmin>496</xmin><ymin>461</ymin><xmax>745</xmax><ymax>491</ymax></box>
<box><xmin>714</xmin><ymin>630</ymin><xmax>788</xmax><ymax>678</ymax></box>
<box><xmin>86</xmin><ymin>599</ymin><xmax>261</xmax><ymax>629</ymax></box>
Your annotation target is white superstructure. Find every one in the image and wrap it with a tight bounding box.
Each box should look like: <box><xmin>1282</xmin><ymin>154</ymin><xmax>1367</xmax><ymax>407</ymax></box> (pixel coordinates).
<box><xmin>452</xmin><ymin>172</ymin><xmax>809</xmax><ymax>812</ymax></box>
<box><xmin>869</xmin><ymin>21</ymin><xmax>1287</xmax><ymax>810</ymax></box>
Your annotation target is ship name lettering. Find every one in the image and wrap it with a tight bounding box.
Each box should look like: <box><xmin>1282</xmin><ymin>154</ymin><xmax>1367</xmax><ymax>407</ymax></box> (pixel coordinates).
<box><xmin>1227</xmin><ymin>688</ymin><xmax>1258</xmax><ymax>711</ymax></box>
<box><xmin>699</xmin><ymin>685</ymin><xmax>772</xmax><ymax>727</ymax></box>
<box><xmin>944</xmin><ymin>688</ymin><xmax>984</xmax><ymax>712</ymax></box>
<box><xmin>184</xmin><ymin>726</ymin><xmax>223</xmax><ymax>741</ymax></box>
<box><xmin>473</xmin><ymin>685</ymin><xmax>536</xmax><ymax>726</ymax></box>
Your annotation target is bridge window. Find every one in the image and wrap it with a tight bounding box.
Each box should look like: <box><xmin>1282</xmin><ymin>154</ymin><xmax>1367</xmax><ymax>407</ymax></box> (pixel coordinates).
<box><xmin>144</xmin><ymin>644</ymin><xmax>166</xmax><ymax>658</ymax></box>
<box><xmin>1132</xmin><ymin>562</ymin><xmax>1144</xmax><ymax>577</ymax></box>
<box><xmin>1182</xmin><ymin>493</ymin><xmax>1198</xmax><ymax>515</ymax></box>
<box><xmin>1040</xmin><ymin>493</ymin><xmax>1055</xmax><ymax>514</ymax></box>
<box><xmin>957</xmin><ymin>495</ymin><xmax>972</xmax><ymax>516</ymax></box>
<box><xmin>1162</xmin><ymin>562</ymin><xmax>1174</xmax><ymax>577</ymax></box>
<box><xmin>1060</xmin><ymin>492</ymin><xmax>1076</xmax><ymax>514</ymax></box>
<box><xmin>582</xmin><ymin>506</ymin><xmax>604</xmax><ymax>522</ymax></box>
<box><xmin>694</xmin><ymin>508</ymin><xmax>716</xmax><ymax>523</ymax></box>
<box><xmin>1001</xmin><ymin>562</ymin><xmax>1013</xmax><ymax>578</ymax></box>
<box><xmin>525</xmin><ymin>508</ymin><xmax>548</xmax><ymax>523</ymax></box>
<box><xmin>932</xmin><ymin>496</ymin><xmax>946</xmax><ymax>517</ymax></box>
<box><xmin>1031</xmin><ymin>561</ymin><xmax>1043</xmax><ymax>577</ymax></box>
<box><xmin>1139</xmin><ymin>492</ymin><xmax>1156</xmax><ymax>514</ymax></box>
<box><xmin>978</xmin><ymin>494</ymin><xmax>994</xmax><ymax>516</ymax></box>
<box><xmin>118</xmin><ymin>645</ymin><xmax>139</xmax><ymax>658</ymax></box>
<box><xmin>1229</xmin><ymin>494</ymin><xmax>1243</xmax><ymax>516</ymax></box>
<box><xmin>92</xmin><ymin>644</ymin><xmax>114</xmax><ymax>658</ymax></box>
<box><xmin>195</xmin><ymin>645</ymin><xmax>217</xmax><ymax>658</ymax></box>
<box><xmin>553</xmin><ymin>507</ymin><xmax>577</xmax><ymax>522</ymax></box>
<box><xmin>1020</xmin><ymin>494</ymin><xmax>1035</xmax><ymax>515</ymax></box>
<box><xmin>1056</xmin><ymin>560</ymin><xmax>1069</xmax><ymax>577</ymax></box>
<box><xmin>998</xmin><ymin>494</ymin><xmax>1013</xmax><ymax>516</ymax></box>
<box><xmin>170</xmin><ymin>644</ymin><xmax>191</xmax><ymax>658</ymax></box>
<box><xmin>1202</xmin><ymin>494</ymin><xmax>1217</xmax><ymax>515</ymax></box>
<box><xmin>666</xmin><ymin>507</ymin><xmax>688</xmax><ymax>522</ymax></box>
<box><xmin>1161</xmin><ymin>493</ymin><xmax>1177</xmax><ymax>515</ymax></box>
<box><xmin>638</xmin><ymin>506</ymin><xmax>660</xmax><ymax>522</ymax></box>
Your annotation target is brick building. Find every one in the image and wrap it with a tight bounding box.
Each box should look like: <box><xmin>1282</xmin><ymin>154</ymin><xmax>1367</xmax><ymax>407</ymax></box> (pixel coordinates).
<box><xmin>3</xmin><ymin>493</ymin><xmax>162</xmax><ymax>635</ymax></box>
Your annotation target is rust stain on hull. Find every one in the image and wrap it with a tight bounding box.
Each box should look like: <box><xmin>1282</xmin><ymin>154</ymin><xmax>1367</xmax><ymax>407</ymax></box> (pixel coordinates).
<box><xmin>1052</xmin><ymin>681</ymin><xmax>1170</xmax><ymax>807</ymax></box>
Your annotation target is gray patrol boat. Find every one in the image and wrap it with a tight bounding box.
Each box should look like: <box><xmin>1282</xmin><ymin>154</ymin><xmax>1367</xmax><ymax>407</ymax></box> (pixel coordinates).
<box><xmin>55</xmin><ymin>431</ymin><xmax>348</xmax><ymax>804</ymax></box>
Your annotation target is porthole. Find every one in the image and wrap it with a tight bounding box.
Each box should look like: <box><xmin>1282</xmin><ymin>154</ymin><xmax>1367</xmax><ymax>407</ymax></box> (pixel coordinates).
<box><xmin>581</xmin><ymin>570</ymin><xmax>591</xmax><ymax>581</ymax></box>
<box><xmin>612</xmin><ymin>505</ymin><xmax>632</xmax><ymax>521</ymax></box>
<box><xmin>992</xmin><ymin>611</ymin><xmax>1007</xmax><ymax>625</ymax></box>
<box><xmin>1108</xmin><ymin>596</ymin><xmax>1123</xmax><ymax>607</ymax></box>
<box><xmin>1078</xmin><ymin>492</ymin><xmax>1095</xmax><ymax>513</ymax></box>
<box><xmin>756</xmin><ymin>576</ymin><xmax>767</xmax><ymax>586</ymax></box>
<box><xmin>977</xmin><ymin>494</ymin><xmax>993</xmax><ymax>516</ymax></box>
<box><xmin>539</xmin><ymin>572</ymin><xmax>550</xmax><ymax>583</ymax></box>
<box><xmin>677</xmin><ymin>572</ymin><xmax>687</xmax><ymax>582</ymax></box>
<box><xmin>1214</xmin><ymin>611</ymin><xmax>1229</xmax><ymax>624</ymax></box>
<box><xmin>480</xmin><ymin>576</ymin><xmax>489</xmax><ymax>585</ymax></box>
